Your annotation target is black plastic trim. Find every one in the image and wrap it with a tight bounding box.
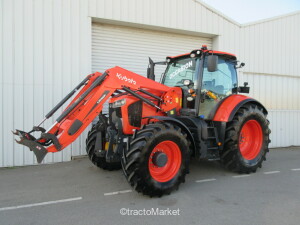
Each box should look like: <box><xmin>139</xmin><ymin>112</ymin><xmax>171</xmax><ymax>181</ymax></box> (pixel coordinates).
<box><xmin>145</xmin><ymin>116</ymin><xmax>196</xmax><ymax>154</ymax></box>
<box><xmin>68</xmin><ymin>119</ymin><xmax>83</xmax><ymax>135</ymax></box>
<box><xmin>228</xmin><ymin>99</ymin><xmax>268</xmax><ymax>121</ymax></box>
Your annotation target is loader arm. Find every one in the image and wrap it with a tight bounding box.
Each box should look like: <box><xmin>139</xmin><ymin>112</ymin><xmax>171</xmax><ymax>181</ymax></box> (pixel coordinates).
<box><xmin>13</xmin><ymin>67</ymin><xmax>181</xmax><ymax>163</ymax></box>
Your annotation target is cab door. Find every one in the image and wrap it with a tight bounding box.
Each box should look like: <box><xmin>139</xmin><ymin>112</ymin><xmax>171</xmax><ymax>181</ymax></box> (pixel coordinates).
<box><xmin>199</xmin><ymin>56</ymin><xmax>238</xmax><ymax>118</ymax></box>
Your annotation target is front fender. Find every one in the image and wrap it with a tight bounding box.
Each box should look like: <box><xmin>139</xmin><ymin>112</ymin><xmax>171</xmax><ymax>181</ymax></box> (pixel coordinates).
<box><xmin>145</xmin><ymin>116</ymin><xmax>196</xmax><ymax>154</ymax></box>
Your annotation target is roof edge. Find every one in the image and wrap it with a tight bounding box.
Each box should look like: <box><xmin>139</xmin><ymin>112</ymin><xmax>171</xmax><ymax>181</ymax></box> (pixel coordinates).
<box><xmin>194</xmin><ymin>0</ymin><xmax>300</xmax><ymax>28</ymax></box>
<box><xmin>194</xmin><ymin>0</ymin><xmax>242</xmax><ymax>27</ymax></box>
<box><xmin>242</xmin><ymin>10</ymin><xmax>300</xmax><ymax>26</ymax></box>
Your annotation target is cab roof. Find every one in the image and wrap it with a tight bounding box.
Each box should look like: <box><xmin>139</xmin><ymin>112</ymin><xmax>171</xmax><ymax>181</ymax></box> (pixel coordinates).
<box><xmin>167</xmin><ymin>46</ymin><xmax>237</xmax><ymax>61</ymax></box>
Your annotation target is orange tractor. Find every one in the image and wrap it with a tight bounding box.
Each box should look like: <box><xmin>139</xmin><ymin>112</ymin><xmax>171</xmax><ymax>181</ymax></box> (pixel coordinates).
<box><xmin>14</xmin><ymin>45</ymin><xmax>270</xmax><ymax>197</ymax></box>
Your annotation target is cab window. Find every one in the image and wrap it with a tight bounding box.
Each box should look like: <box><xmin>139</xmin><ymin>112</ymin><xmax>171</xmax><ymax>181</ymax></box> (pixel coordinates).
<box><xmin>199</xmin><ymin>57</ymin><xmax>237</xmax><ymax>118</ymax></box>
<box><xmin>202</xmin><ymin>58</ymin><xmax>237</xmax><ymax>96</ymax></box>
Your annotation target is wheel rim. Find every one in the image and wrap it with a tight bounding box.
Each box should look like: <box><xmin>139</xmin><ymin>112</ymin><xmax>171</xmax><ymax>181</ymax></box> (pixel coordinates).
<box><xmin>239</xmin><ymin>120</ymin><xmax>263</xmax><ymax>160</ymax></box>
<box><xmin>148</xmin><ymin>141</ymin><xmax>182</xmax><ymax>182</ymax></box>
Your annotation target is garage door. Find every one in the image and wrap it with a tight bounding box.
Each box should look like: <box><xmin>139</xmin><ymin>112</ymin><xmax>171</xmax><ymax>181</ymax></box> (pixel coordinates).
<box><xmin>92</xmin><ymin>23</ymin><xmax>212</xmax><ymax>113</ymax></box>
<box><xmin>92</xmin><ymin>23</ymin><xmax>212</xmax><ymax>82</ymax></box>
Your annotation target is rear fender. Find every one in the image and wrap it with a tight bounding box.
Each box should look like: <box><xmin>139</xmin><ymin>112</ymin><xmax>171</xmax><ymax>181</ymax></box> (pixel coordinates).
<box><xmin>212</xmin><ymin>94</ymin><xmax>268</xmax><ymax>122</ymax></box>
<box><xmin>211</xmin><ymin>95</ymin><xmax>267</xmax><ymax>151</ymax></box>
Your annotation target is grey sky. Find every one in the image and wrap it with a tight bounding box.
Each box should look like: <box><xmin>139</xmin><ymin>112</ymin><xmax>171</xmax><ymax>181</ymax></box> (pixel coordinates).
<box><xmin>201</xmin><ymin>0</ymin><xmax>300</xmax><ymax>24</ymax></box>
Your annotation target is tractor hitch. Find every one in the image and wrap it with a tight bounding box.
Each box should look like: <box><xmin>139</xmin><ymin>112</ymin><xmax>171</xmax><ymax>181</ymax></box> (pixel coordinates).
<box><xmin>13</xmin><ymin>129</ymin><xmax>48</xmax><ymax>163</ymax></box>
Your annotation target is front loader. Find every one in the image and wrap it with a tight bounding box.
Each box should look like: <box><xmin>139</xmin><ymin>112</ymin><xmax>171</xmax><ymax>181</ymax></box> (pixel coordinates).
<box><xmin>14</xmin><ymin>45</ymin><xmax>271</xmax><ymax>197</ymax></box>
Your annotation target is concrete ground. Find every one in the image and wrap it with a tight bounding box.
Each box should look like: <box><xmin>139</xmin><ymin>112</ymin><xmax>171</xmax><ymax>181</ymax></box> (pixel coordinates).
<box><xmin>0</xmin><ymin>147</ymin><xmax>299</xmax><ymax>225</ymax></box>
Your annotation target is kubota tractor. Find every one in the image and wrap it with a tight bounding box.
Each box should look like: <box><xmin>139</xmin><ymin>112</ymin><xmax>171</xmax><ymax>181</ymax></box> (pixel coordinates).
<box><xmin>13</xmin><ymin>45</ymin><xmax>270</xmax><ymax>197</ymax></box>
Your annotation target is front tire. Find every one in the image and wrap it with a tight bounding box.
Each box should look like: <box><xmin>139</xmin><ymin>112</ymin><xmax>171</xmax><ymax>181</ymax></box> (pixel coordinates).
<box><xmin>86</xmin><ymin>120</ymin><xmax>121</xmax><ymax>171</ymax></box>
<box><xmin>220</xmin><ymin>103</ymin><xmax>271</xmax><ymax>173</ymax></box>
<box><xmin>122</xmin><ymin>122</ymin><xmax>190</xmax><ymax>197</ymax></box>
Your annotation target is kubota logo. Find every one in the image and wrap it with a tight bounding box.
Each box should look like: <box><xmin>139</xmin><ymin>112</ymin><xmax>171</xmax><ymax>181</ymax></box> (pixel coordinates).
<box><xmin>116</xmin><ymin>73</ymin><xmax>137</xmax><ymax>85</ymax></box>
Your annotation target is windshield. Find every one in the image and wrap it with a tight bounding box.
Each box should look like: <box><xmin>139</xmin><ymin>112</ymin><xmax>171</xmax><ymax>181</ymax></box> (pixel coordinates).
<box><xmin>162</xmin><ymin>57</ymin><xmax>199</xmax><ymax>87</ymax></box>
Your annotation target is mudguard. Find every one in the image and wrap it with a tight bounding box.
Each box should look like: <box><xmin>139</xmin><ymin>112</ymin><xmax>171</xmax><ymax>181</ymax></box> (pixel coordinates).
<box><xmin>145</xmin><ymin>116</ymin><xmax>196</xmax><ymax>153</ymax></box>
<box><xmin>212</xmin><ymin>94</ymin><xmax>268</xmax><ymax>122</ymax></box>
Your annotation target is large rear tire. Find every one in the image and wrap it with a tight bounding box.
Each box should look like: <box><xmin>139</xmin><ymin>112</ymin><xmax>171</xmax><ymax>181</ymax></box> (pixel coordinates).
<box><xmin>86</xmin><ymin>120</ymin><xmax>121</xmax><ymax>171</ymax></box>
<box><xmin>220</xmin><ymin>103</ymin><xmax>271</xmax><ymax>173</ymax></box>
<box><xmin>121</xmin><ymin>122</ymin><xmax>190</xmax><ymax>197</ymax></box>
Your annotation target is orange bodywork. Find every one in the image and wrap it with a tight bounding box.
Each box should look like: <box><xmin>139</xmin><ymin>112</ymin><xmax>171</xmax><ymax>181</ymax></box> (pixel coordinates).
<box><xmin>213</xmin><ymin>94</ymin><xmax>251</xmax><ymax>122</ymax></box>
<box><xmin>44</xmin><ymin>67</ymin><xmax>181</xmax><ymax>152</ymax></box>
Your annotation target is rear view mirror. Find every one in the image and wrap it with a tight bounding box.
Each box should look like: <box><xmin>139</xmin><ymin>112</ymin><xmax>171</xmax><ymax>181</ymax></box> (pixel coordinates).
<box><xmin>147</xmin><ymin>57</ymin><xmax>155</xmax><ymax>80</ymax></box>
<box><xmin>207</xmin><ymin>55</ymin><xmax>218</xmax><ymax>72</ymax></box>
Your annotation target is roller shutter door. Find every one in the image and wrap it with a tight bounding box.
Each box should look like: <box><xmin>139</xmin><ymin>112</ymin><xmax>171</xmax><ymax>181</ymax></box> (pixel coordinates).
<box><xmin>92</xmin><ymin>23</ymin><xmax>212</xmax><ymax>80</ymax></box>
<box><xmin>92</xmin><ymin>23</ymin><xmax>212</xmax><ymax>112</ymax></box>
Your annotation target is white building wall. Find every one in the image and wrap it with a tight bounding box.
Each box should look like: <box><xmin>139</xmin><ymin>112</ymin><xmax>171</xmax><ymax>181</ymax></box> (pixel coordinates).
<box><xmin>237</xmin><ymin>12</ymin><xmax>300</xmax><ymax>148</ymax></box>
<box><xmin>1</xmin><ymin>0</ymin><xmax>92</xmax><ymax>166</ymax></box>
<box><xmin>0</xmin><ymin>0</ymin><xmax>299</xmax><ymax>166</ymax></box>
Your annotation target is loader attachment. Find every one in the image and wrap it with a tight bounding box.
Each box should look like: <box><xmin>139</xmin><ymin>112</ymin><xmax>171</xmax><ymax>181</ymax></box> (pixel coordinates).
<box><xmin>13</xmin><ymin>67</ymin><xmax>172</xmax><ymax>163</ymax></box>
<box><xmin>13</xmin><ymin>129</ymin><xmax>48</xmax><ymax>163</ymax></box>
<box><xmin>13</xmin><ymin>71</ymin><xmax>111</xmax><ymax>163</ymax></box>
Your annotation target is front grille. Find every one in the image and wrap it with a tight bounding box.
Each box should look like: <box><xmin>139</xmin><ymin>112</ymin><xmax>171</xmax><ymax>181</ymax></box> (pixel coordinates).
<box><xmin>128</xmin><ymin>101</ymin><xmax>142</xmax><ymax>127</ymax></box>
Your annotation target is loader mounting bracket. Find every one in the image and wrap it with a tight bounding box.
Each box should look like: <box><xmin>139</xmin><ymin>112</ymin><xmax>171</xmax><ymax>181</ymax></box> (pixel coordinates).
<box><xmin>40</xmin><ymin>132</ymin><xmax>62</xmax><ymax>150</ymax></box>
<box><xmin>13</xmin><ymin>129</ymin><xmax>48</xmax><ymax>163</ymax></box>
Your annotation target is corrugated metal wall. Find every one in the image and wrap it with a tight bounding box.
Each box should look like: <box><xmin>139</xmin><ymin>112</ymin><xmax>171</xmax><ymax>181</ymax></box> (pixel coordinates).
<box><xmin>237</xmin><ymin>12</ymin><xmax>300</xmax><ymax>148</ymax></box>
<box><xmin>0</xmin><ymin>0</ymin><xmax>92</xmax><ymax>167</ymax></box>
<box><xmin>1</xmin><ymin>0</ymin><xmax>299</xmax><ymax>166</ymax></box>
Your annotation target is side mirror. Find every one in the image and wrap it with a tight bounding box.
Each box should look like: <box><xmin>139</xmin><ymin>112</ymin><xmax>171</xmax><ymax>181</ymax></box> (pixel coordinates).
<box><xmin>236</xmin><ymin>62</ymin><xmax>245</xmax><ymax>69</ymax></box>
<box><xmin>147</xmin><ymin>57</ymin><xmax>155</xmax><ymax>80</ymax></box>
<box><xmin>207</xmin><ymin>55</ymin><xmax>218</xmax><ymax>72</ymax></box>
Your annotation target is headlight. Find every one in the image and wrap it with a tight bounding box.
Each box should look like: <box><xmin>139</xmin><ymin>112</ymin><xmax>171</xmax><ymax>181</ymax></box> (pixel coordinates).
<box><xmin>111</xmin><ymin>99</ymin><xmax>126</xmax><ymax>108</ymax></box>
<box><xmin>183</xmin><ymin>79</ymin><xmax>191</xmax><ymax>86</ymax></box>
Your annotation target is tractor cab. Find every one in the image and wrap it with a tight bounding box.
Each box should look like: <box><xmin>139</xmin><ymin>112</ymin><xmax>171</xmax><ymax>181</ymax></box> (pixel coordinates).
<box><xmin>161</xmin><ymin>46</ymin><xmax>242</xmax><ymax>119</ymax></box>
